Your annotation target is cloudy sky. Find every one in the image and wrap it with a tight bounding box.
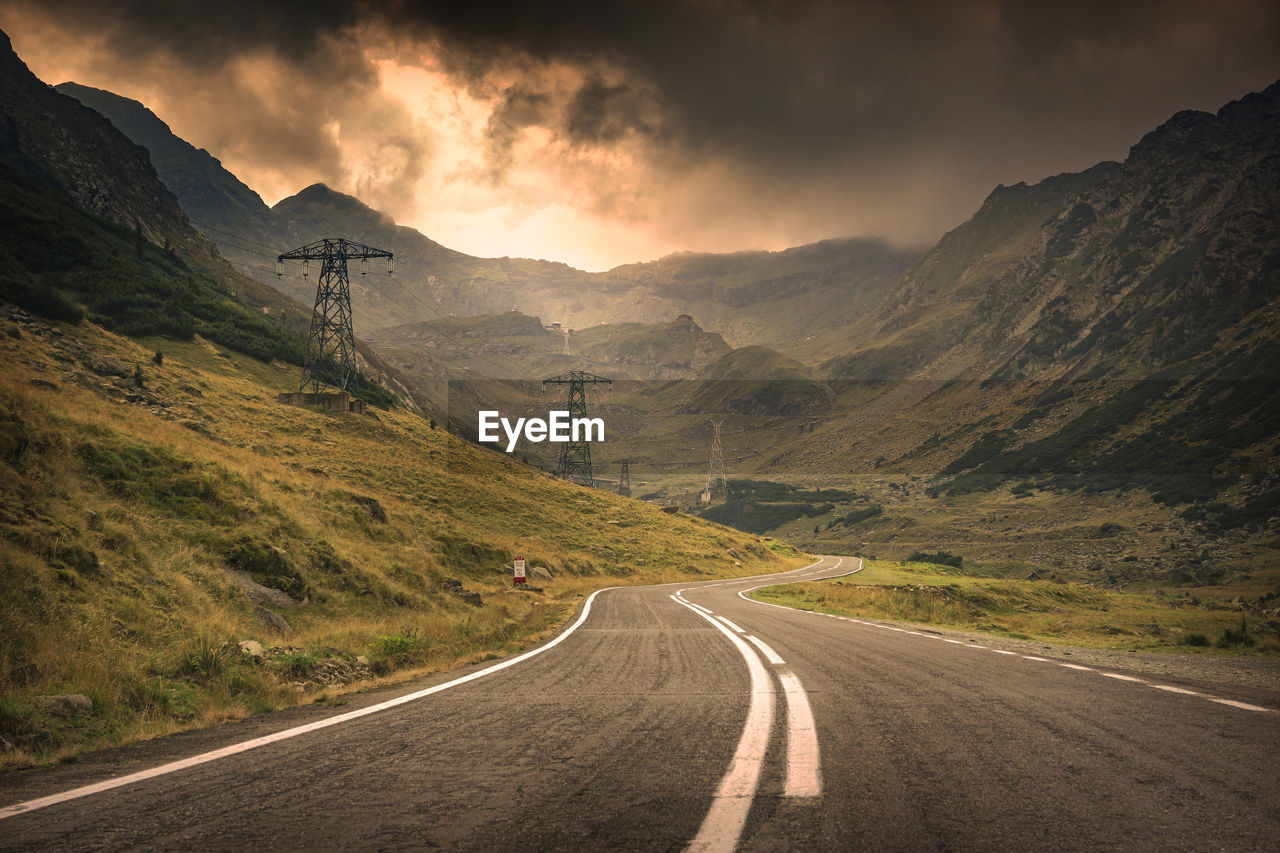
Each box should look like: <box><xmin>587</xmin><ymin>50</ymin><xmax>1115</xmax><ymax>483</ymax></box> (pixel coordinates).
<box><xmin>2</xmin><ymin>0</ymin><xmax>1278</xmax><ymax>270</ymax></box>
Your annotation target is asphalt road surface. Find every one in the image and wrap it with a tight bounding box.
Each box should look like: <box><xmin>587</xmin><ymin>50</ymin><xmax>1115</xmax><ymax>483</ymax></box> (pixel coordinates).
<box><xmin>2</xmin><ymin>556</ymin><xmax>1278</xmax><ymax>850</ymax></box>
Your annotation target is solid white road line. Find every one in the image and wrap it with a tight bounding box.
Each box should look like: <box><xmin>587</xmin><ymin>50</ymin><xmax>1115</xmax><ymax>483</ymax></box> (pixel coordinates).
<box><xmin>777</xmin><ymin>670</ymin><xmax>821</xmax><ymax>798</ymax></box>
<box><xmin>671</xmin><ymin>596</ymin><xmax>775</xmax><ymax>853</ymax></box>
<box><xmin>0</xmin><ymin>586</ymin><xmax>617</xmax><ymax>822</ymax></box>
<box><xmin>716</xmin><ymin>616</ymin><xmax>747</xmax><ymax>634</ymax></box>
<box><xmin>745</xmin><ymin>635</ymin><xmax>785</xmax><ymax>665</ymax></box>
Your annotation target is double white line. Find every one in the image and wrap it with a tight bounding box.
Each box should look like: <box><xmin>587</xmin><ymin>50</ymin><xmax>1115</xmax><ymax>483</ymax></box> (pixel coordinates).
<box><xmin>670</xmin><ymin>589</ymin><xmax>822</xmax><ymax>852</ymax></box>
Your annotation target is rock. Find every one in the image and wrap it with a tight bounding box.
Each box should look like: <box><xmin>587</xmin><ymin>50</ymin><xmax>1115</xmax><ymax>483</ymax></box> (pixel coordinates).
<box><xmin>531</xmin><ymin>565</ymin><xmax>553</xmax><ymax>581</ymax></box>
<box><xmin>356</xmin><ymin>655</ymin><xmax>370</xmax><ymax>666</ymax></box>
<box><xmin>661</xmin><ymin>505</ymin><xmax>679</xmax><ymax>514</ymax></box>
<box><xmin>239</xmin><ymin>640</ymin><xmax>265</xmax><ymax>660</ymax></box>
<box><xmin>353</xmin><ymin>496</ymin><xmax>387</xmax><ymax>523</ymax></box>
<box><xmin>1252</xmin><ymin>620</ymin><xmax>1280</xmax><ymax>637</ymax></box>
<box><xmin>84</xmin><ymin>355</ymin><xmax>131</xmax><ymax>378</ymax></box>
<box><xmin>728</xmin><ymin>548</ymin><xmax>742</xmax><ymax>559</ymax></box>
<box><xmin>254</xmin><ymin>606</ymin><xmax>293</xmax><ymax>636</ymax></box>
<box><xmin>228</xmin><ymin>570</ymin><xmax>298</xmax><ymax>608</ymax></box>
<box><xmin>28</xmin><ymin>378</ymin><xmax>58</xmax><ymax>391</ymax></box>
<box><xmin>35</xmin><ymin>694</ymin><xmax>94</xmax><ymax>716</ymax></box>
<box><xmin>456</xmin><ymin>589</ymin><xmax>483</xmax><ymax>606</ymax></box>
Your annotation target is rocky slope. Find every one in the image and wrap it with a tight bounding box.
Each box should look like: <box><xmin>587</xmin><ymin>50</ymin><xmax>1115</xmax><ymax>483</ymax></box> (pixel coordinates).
<box><xmin>1</xmin><ymin>36</ymin><xmax>203</xmax><ymax>253</ymax></box>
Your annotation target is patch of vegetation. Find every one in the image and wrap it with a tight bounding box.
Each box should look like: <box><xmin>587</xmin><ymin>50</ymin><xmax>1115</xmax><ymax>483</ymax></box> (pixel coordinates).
<box><xmin>368</xmin><ymin>631</ymin><xmax>429</xmax><ymax>674</ymax></box>
<box><xmin>0</xmin><ymin>154</ymin><xmax>304</xmax><ymax>364</ymax></box>
<box><xmin>434</xmin><ymin>534</ymin><xmax>511</xmax><ymax>576</ymax></box>
<box><xmin>1216</xmin><ymin>617</ymin><xmax>1255</xmax><ymax>649</ymax></box>
<box><xmin>76</xmin><ymin>436</ymin><xmax>243</xmax><ymax>523</ymax></box>
<box><xmin>906</xmin><ymin>550</ymin><xmax>963</xmax><ymax>569</ymax></box>
<box><xmin>224</xmin><ymin>539</ymin><xmax>309</xmax><ymax>600</ymax></box>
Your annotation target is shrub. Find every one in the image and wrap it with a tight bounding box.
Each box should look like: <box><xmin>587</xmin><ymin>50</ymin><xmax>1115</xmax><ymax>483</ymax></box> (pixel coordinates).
<box><xmin>907</xmin><ymin>550</ymin><xmax>964</xmax><ymax>569</ymax></box>
<box><xmin>1216</xmin><ymin>617</ymin><xmax>1255</xmax><ymax>649</ymax></box>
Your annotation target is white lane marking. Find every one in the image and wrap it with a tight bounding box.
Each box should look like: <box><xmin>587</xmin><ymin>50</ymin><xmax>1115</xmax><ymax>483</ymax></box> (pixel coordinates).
<box><xmin>671</xmin><ymin>598</ymin><xmax>775</xmax><ymax>853</ymax></box>
<box><xmin>735</xmin><ymin>558</ymin><xmax>853</xmax><ymax>611</ymax></box>
<box><xmin>745</xmin><ymin>635</ymin><xmax>785</xmax><ymax>665</ymax></box>
<box><xmin>777</xmin><ymin>670</ymin><xmax>821</xmax><ymax>798</ymax></box>
<box><xmin>1208</xmin><ymin>698</ymin><xmax>1272</xmax><ymax>712</ymax></box>
<box><xmin>1059</xmin><ymin>663</ymin><xmax>1094</xmax><ymax>671</ymax></box>
<box><xmin>1150</xmin><ymin>684</ymin><xmax>1203</xmax><ymax>696</ymax></box>
<box><xmin>716</xmin><ymin>616</ymin><xmax>746</xmax><ymax>634</ymax></box>
<box><xmin>1100</xmin><ymin>672</ymin><xmax>1146</xmax><ymax>683</ymax></box>
<box><xmin>687</xmin><ymin>601</ymin><xmax>715</xmax><ymax>616</ymax></box>
<box><xmin>0</xmin><ymin>587</ymin><xmax>617</xmax><ymax>822</ymax></box>
<box><xmin>1021</xmin><ymin>656</ymin><xmax>1052</xmax><ymax>662</ymax></box>
<box><xmin>992</xmin><ymin>649</ymin><xmax>1018</xmax><ymax>656</ymax></box>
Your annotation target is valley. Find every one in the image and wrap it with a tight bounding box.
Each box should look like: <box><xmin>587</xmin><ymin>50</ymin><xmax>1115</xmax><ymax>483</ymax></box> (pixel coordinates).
<box><xmin>1</xmin><ymin>23</ymin><xmax>1277</xmax><ymax>782</ymax></box>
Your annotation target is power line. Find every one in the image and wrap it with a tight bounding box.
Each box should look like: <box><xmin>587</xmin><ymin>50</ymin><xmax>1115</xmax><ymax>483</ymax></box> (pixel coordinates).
<box><xmin>199</xmin><ymin>221</ymin><xmax>530</xmax><ymax>378</ymax></box>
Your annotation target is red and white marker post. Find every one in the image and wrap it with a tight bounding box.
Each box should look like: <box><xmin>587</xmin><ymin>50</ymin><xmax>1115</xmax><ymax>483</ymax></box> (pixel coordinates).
<box><xmin>513</xmin><ymin>556</ymin><xmax>526</xmax><ymax>585</ymax></box>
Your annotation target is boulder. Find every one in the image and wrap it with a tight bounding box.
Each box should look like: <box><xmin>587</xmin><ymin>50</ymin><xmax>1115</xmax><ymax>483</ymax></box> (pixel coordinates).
<box><xmin>238</xmin><ymin>640</ymin><xmax>265</xmax><ymax>660</ymax></box>
<box><xmin>254</xmin><ymin>605</ymin><xmax>293</xmax><ymax>636</ymax></box>
<box><xmin>84</xmin><ymin>355</ymin><xmax>131</xmax><ymax>378</ymax></box>
<box><xmin>531</xmin><ymin>565</ymin><xmax>553</xmax><ymax>581</ymax></box>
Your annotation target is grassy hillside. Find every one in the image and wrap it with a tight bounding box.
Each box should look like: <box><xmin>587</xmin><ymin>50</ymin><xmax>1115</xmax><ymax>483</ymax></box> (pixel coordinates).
<box><xmin>0</xmin><ymin>154</ymin><xmax>304</xmax><ymax>365</ymax></box>
<box><xmin>0</xmin><ymin>310</ymin><xmax>803</xmax><ymax>768</ymax></box>
<box><xmin>756</xmin><ymin>559</ymin><xmax>1280</xmax><ymax>655</ymax></box>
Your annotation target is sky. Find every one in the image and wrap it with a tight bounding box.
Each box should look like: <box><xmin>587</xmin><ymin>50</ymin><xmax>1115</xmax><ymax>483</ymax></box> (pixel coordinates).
<box><xmin>1</xmin><ymin>0</ymin><xmax>1278</xmax><ymax>271</ymax></box>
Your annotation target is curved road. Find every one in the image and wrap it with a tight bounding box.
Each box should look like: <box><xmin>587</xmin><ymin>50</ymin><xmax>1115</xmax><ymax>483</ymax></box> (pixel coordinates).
<box><xmin>2</xmin><ymin>556</ymin><xmax>1277</xmax><ymax>850</ymax></box>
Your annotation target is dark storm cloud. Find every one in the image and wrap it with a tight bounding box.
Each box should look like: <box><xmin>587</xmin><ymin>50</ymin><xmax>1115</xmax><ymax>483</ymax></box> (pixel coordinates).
<box><xmin>377</xmin><ymin>0</ymin><xmax>1280</xmax><ymax>167</ymax></box>
<box><xmin>4</xmin><ymin>0</ymin><xmax>1279</xmax><ymax>251</ymax></box>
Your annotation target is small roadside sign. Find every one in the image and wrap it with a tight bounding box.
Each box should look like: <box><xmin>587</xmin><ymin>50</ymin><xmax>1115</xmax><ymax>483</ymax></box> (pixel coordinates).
<box><xmin>514</xmin><ymin>556</ymin><xmax>526</xmax><ymax>584</ymax></box>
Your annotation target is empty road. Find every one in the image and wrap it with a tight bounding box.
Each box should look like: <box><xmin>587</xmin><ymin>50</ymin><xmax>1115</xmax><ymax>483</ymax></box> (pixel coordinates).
<box><xmin>2</xmin><ymin>556</ymin><xmax>1277</xmax><ymax>850</ymax></box>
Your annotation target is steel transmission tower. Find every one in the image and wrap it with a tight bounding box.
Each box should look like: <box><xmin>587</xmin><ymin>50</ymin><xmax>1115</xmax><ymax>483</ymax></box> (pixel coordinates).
<box><xmin>702</xmin><ymin>420</ymin><xmax>729</xmax><ymax>502</ymax></box>
<box><xmin>278</xmin><ymin>238</ymin><xmax>393</xmax><ymax>395</ymax></box>
<box><xmin>618</xmin><ymin>460</ymin><xmax>631</xmax><ymax>497</ymax></box>
<box><xmin>542</xmin><ymin>370</ymin><xmax>612</xmax><ymax>486</ymax></box>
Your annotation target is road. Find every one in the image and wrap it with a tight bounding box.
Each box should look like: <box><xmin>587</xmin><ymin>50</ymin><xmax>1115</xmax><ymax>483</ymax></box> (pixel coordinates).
<box><xmin>2</xmin><ymin>556</ymin><xmax>1278</xmax><ymax>850</ymax></box>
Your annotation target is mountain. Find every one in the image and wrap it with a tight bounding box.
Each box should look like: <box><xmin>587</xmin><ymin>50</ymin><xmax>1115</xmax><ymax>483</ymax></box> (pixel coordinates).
<box><xmin>2</xmin><ymin>40</ymin><xmax>202</xmax><ymax>253</ymax></box>
<box><xmin>826</xmin><ymin>81</ymin><xmax>1280</xmax><ymax>384</ymax></box>
<box><xmin>53</xmin><ymin>82</ymin><xmax>921</xmax><ymax>357</ymax></box>
<box><xmin>54</xmin><ymin>82</ymin><xmax>274</xmax><ymax>246</ymax></box>
<box><xmin>0</xmin><ymin>33</ymin><xmax>428</xmax><ymax>413</ymax></box>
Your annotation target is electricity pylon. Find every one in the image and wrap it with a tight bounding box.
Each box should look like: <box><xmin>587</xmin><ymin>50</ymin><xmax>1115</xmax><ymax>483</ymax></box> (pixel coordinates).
<box><xmin>542</xmin><ymin>370</ymin><xmax>611</xmax><ymax>486</ymax></box>
<box><xmin>278</xmin><ymin>238</ymin><xmax>393</xmax><ymax>394</ymax></box>
<box><xmin>702</xmin><ymin>420</ymin><xmax>729</xmax><ymax>502</ymax></box>
<box><xmin>618</xmin><ymin>460</ymin><xmax>631</xmax><ymax>497</ymax></box>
